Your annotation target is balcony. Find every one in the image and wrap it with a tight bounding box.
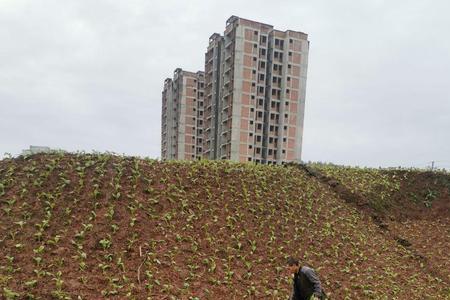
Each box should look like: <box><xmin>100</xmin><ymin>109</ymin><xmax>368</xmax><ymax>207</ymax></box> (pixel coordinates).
<box><xmin>224</xmin><ymin>37</ymin><xmax>234</xmax><ymax>49</ymax></box>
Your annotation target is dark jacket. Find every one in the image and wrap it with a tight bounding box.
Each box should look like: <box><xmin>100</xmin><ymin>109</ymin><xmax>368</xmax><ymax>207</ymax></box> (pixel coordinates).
<box><xmin>290</xmin><ymin>266</ymin><xmax>324</xmax><ymax>300</ymax></box>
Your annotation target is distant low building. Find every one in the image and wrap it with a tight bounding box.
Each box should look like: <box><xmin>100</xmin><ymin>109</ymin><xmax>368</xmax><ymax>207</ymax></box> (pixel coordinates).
<box><xmin>21</xmin><ymin>146</ymin><xmax>52</xmax><ymax>156</ymax></box>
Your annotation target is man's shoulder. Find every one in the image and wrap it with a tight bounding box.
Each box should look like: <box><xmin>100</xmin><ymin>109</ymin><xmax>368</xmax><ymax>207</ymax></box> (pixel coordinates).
<box><xmin>300</xmin><ymin>266</ymin><xmax>314</xmax><ymax>273</ymax></box>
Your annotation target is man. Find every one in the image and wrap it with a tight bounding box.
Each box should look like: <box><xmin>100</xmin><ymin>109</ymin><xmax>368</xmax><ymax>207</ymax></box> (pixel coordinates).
<box><xmin>287</xmin><ymin>257</ymin><xmax>326</xmax><ymax>300</ymax></box>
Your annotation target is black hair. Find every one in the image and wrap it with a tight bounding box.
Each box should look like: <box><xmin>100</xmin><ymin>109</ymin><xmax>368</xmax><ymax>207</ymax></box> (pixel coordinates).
<box><xmin>287</xmin><ymin>256</ymin><xmax>299</xmax><ymax>266</ymax></box>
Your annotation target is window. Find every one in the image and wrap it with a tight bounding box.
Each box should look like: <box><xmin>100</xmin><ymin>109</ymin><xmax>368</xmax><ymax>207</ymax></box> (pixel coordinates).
<box><xmin>253</xmin><ymin>57</ymin><xmax>257</xmax><ymax>61</ymax></box>
<box><xmin>253</xmin><ymin>43</ymin><xmax>257</xmax><ymax>48</ymax></box>
<box><xmin>250</xmin><ymin>107</ymin><xmax>254</xmax><ymax>112</ymax></box>
<box><xmin>248</xmin><ymin>157</ymin><xmax>252</xmax><ymax>161</ymax></box>
<box><xmin>257</xmin><ymin>111</ymin><xmax>263</xmax><ymax>118</ymax></box>
<box><xmin>285</xmin><ymin>113</ymin><xmax>288</xmax><ymax>118</ymax></box>
<box><xmin>256</xmin><ymin>147</ymin><xmax>261</xmax><ymax>154</ymax></box>
<box><xmin>270</xmin><ymin>125</ymin><xmax>274</xmax><ymax>132</ymax></box>
<box><xmin>286</xmin><ymin>89</ymin><xmax>290</xmax><ymax>94</ymax></box>
<box><xmin>288</xmin><ymin>64</ymin><xmax>292</xmax><ymax>69</ymax></box>
<box><xmin>254</xmin><ymin>30</ymin><xmax>258</xmax><ymax>35</ymax></box>
<box><xmin>287</xmin><ymin>76</ymin><xmax>291</xmax><ymax>81</ymax></box>
<box><xmin>284</xmin><ymin>125</ymin><xmax>288</xmax><ymax>130</ymax></box>
<box><xmin>259</xmin><ymin>99</ymin><xmax>264</xmax><ymax>106</ymax></box>
<box><xmin>260</xmin><ymin>36</ymin><xmax>267</xmax><ymax>43</ymax></box>
<box><xmin>275</xmin><ymin>39</ymin><xmax>280</xmax><ymax>46</ymax></box>
<box><xmin>289</xmin><ymin>39</ymin><xmax>293</xmax><ymax>44</ymax></box>
<box><xmin>283</xmin><ymin>137</ymin><xmax>287</xmax><ymax>142</ymax></box>
<box><xmin>250</xmin><ymin>120</ymin><xmax>254</xmax><ymax>125</ymax></box>
<box><xmin>252</xmin><ymin>82</ymin><xmax>256</xmax><ymax>87</ymax></box>
<box><xmin>257</xmin><ymin>123</ymin><xmax>262</xmax><ymax>130</ymax></box>
<box><xmin>256</xmin><ymin>135</ymin><xmax>262</xmax><ymax>142</ymax></box>
<box><xmin>249</xmin><ymin>132</ymin><xmax>253</xmax><ymax>136</ymax></box>
<box><xmin>259</xmin><ymin>86</ymin><xmax>264</xmax><ymax>94</ymax></box>
<box><xmin>249</xmin><ymin>145</ymin><xmax>253</xmax><ymax>149</ymax></box>
<box><xmin>269</xmin><ymin>137</ymin><xmax>273</xmax><ymax>143</ymax></box>
<box><xmin>259</xmin><ymin>74</ymin><xmax>265</xmax><ymax>81</ymax></box>
<box><xmin>289</xmin><ymin>51</ymin><xmax>292</xmax><ymax>56</ymax></box>
<box><xmin>252</xmin><ymin>69</ymin><xmax>256</xmax><ymax>74</ymax></box>
<box><xmin>260</xmin><ymin>48</ymin><xmax>266</xmax><ymax>56</ymax></box>
<box><xmin>260</xmin><ymin>61</ymin><xmax>266</xmax><ymax>68</ymax></box>
<box><xmin>268</xmin><ymin>149</ymin><xmax>273</xmax><ymax>155</ymax></box>
<box><xmin>251</xmin><ymin>95</ymin><xmax>255</xmax><ymax>99</ymax></box>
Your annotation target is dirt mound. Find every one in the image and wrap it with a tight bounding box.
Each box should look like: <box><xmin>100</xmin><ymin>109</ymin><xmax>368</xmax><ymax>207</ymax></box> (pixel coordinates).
<box><xmin>306</xmin><ymin>163</ymin><xmax>450</xmax><ymax>285</ymax></box>
<box><xmin>0</xmin><ymin>154</ymin><xmax>449</xmax><ymax>299</ymax></box>
<box><xmin>386</xmin><ymin>170</ymin><xmax>450</xmax><ymax>220</ymax></box>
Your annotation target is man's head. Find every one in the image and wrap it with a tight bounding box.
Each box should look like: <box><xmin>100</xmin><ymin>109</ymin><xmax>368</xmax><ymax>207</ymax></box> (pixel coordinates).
<box><xmin>286</xmin><ymin>256</ymin><xmax>300</xmax><ymax>275</ymax></box>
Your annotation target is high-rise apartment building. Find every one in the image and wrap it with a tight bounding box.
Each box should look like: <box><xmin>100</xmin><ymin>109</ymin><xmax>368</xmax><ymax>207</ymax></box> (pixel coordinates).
<box><xmin>161</xmin><ymin>16</ymin><xmax>309</xmax><ymax>164</ymax></box>
<box><xmin>204</xmin><ymin>16</ymin><xmax>309</xmax><ymax>164</ymax></box>
<box><xmin>161</xmin><ymin>68</ymin><xmax>205</xmax><ymax>160</ymax></box>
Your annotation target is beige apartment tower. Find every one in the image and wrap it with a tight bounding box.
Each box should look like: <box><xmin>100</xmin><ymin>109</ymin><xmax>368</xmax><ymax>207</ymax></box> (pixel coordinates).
<box><xmin>161</xmin><ymin>16</ymin><xmax>309</xmax><ymax>164</ymax></box>
<box><xmin>204</xmin><ymin>16</ymin><xmax>309</xmax><ymax>164</ymax></box>
<box><xmin>161</xmin><ymin>68</ymin><xmax>205</xmax><ymax>160</ymax></box>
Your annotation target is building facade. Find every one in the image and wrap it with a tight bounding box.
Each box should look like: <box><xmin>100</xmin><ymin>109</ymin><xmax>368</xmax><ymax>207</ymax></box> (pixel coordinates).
<box><xmin>204</xmin><ymin>16</ymin><xmax>309</xmax><ymax>164</ymax></box>
<box><xmin>161</xmin><ymin>16</ymin><xmax>309</xmax><ymax>164</ymax></box>
<box><xmin>161</xmin><ymin>68</ymin><xmax>205</xmax><ymax>160</ymax></box>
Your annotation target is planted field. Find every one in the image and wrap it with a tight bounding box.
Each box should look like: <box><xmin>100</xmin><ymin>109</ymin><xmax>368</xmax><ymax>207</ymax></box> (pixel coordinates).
<box><xmin>309</xmin><ymin>163</ymin><xmax>450</xmax><ymax>214</ymax></box>
<box><xmin>0</xmin><ymin>153</ymin><xmax>449</xmax><ymax>299</ymax></box>
<box><xmin>308</xmin><ymin>164</ymin><xmax>404</xmax><ymax>212</ymax></box>
<box><xmin>310</xmin><ymin>163</ymin><xmax>450</xmax><ymax>286</ymax></box>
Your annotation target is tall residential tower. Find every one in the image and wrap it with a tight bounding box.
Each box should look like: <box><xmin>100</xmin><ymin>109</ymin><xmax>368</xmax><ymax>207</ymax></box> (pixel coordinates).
<box><xmin>204</xmin><ymin>16</ymin><xmax>309</xmax><ymax>164</ymax></box>
<box><xmin>161</xmin><ymin>16</ymin><xmax>309</xmax><ymax>164</ymax></box>
<box><xmin>161</xmin><ymin>68</ymin><xmax>205</xmax><ymax>160</ymax></box>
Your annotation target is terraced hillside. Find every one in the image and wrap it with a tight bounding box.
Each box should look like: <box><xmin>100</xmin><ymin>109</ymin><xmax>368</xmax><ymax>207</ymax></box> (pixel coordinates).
<box><xmin>0</xmin><ymin>153</ymin><xmax>449</xmax><ymax>299</ymax></box>
<box><xmin>309</xmin><ymin>163</ymin><xmax>450</xmax><ymax>286</ymax></box>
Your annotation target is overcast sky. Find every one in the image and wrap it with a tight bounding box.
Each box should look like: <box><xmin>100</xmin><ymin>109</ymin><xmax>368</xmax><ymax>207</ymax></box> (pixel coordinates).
<box><xmin>1</xmin><ymin>0</ymin><xmax>449</xmax><ymax>168</ymax></box>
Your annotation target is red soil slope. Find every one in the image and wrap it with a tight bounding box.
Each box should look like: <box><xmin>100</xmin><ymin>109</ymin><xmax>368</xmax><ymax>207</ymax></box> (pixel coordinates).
<box><xmin>0</xmin><ymin>153</ymin><xmax>448</xmax><ymax>299</ymax></box>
